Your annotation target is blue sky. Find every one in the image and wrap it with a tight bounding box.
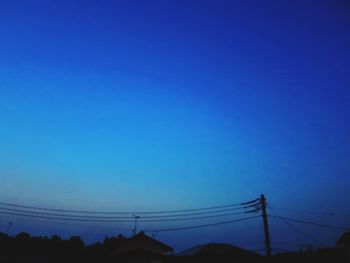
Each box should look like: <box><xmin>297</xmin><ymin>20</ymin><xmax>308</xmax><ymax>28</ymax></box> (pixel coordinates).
<box><xmin>1</xmin><ymin>0</ymin><xmax>350</xmax><ymax>252</ymax></box>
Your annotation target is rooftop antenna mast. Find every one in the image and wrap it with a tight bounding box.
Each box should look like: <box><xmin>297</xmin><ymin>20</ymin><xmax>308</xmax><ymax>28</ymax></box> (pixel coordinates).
<box><xmin>132</xmin><ymin>215</ymin><xmax>140</xmax><ymax>236</ymax></box>
<box><xmin>6</xmin><ymin>221</ymin><xmax>13</xmax><ymax>235</ymax></box>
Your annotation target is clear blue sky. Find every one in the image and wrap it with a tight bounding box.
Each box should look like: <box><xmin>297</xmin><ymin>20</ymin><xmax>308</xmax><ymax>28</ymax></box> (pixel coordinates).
<box><xmin>0</xmin><ymin>0</ymin><xmax>350</xmax><ymax>253</ymax></box>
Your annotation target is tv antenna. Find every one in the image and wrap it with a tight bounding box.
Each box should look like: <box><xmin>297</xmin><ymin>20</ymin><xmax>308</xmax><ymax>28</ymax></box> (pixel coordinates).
<box><xmin>132</xmin><ymin>215</ymin><xmax>140</xmax><ymax>236</ymax></box>
<box><xmin>6</xmin><ymin>221</ymin><xmax>13</xmax><ymax>235</ymax></box>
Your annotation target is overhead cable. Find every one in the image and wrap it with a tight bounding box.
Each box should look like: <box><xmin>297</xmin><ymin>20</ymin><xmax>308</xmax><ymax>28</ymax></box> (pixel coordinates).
<box><xmin>0</xmin><ymin>206</ymin><xmax>246</xmax><ymax>219</ymax></box>
<box><xmin>270</xmin><ymin>215</ymin><xmax>349</xmax><ymax>231</ymax></box>
<box><xmin>0</xmin><ymin>209</ymin><xmax>253</xmax><ymax>223</ymax></box>
<box><xmin>145</xmin><ymin>215</ymin><xmax>260</xmax><ymax>232</ymax></box>
<box><xmin>0</xmin><ymin>200</ymin><xmax>246</xmax><ymax>215</ymax></box>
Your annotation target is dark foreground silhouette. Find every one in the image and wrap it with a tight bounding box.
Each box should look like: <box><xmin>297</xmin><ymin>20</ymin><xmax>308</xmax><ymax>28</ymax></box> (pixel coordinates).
<box><xmin>0</xmin><ymin>231</ymin><xmax>349</xmax><ymax>263</ymax></box>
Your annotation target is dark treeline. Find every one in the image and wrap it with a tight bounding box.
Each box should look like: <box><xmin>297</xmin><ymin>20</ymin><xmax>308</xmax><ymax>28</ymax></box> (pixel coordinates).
<box><xmin>0</xmin><ymin>231</ymin><xmax>348</xmax><ymax>263</ymax></box>
<box><xmin>0</xmin><ymin>232</ymin><xmax>130</xmax><ymax>263</ymax></box>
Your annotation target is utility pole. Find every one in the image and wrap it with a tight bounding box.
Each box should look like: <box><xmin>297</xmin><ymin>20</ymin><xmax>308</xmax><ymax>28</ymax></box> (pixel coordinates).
<box><xmin>260</xmin><ymin>194</ymin><xmax>271</xmax><ymax>257</ymax></box>
<box><xmin>132</xmin><ymin>215</ymin><xmax>140</xmax><ymax>236</ymax></box>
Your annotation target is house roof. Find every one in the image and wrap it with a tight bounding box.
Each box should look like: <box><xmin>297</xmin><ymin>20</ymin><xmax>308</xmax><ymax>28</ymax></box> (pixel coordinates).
<box><xmin>178</xmin><ymin>243</ymin><xmax>260</xmax><ymax>257</ymax></box>
<box><xmin>337</xmin><ymin>231</ymin><xmax>350</xmax><ymax>246</ymax></box>
<box><xmin>115</xmin><ymin>231</ymin><xmax>173</xmax><ymax>254</ymax></box>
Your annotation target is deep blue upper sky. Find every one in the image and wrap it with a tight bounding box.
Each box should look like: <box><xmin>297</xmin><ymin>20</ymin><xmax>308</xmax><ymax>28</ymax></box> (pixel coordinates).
<box><xmin>0</xmin><ymin>0</ymin><xmax>350</xmax><ymax>252</ymax></box>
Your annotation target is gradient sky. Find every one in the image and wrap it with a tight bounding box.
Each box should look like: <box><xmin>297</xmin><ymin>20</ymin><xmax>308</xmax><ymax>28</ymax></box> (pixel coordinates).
<box><xmin>1</xmin><ymin>0</ymin><xmax>350</xmax><ymax>253</ymax></box>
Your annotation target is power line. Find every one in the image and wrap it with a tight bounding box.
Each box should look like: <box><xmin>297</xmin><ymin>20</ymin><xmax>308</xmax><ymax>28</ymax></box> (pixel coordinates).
<box><xmin>0</xmin><ymin>211</ymin><xmax>135</xmax><ymax>223</ymax></box>
<box><xmin>268</xmin><ymin>205</ymin><xmax>325</xmax><ymax>246</ymax></box>
<box><xmin>270</xmin><ymin>215</ymin><xmax>349</xmax><ymax>231</ymax></box>
<box><xmin>140</xmin><ymin>212</ymin><xmax>251</xmax><ymax>222</ymax></box>
<box><xmin>0</xmin><ymin>200</ymin><xmax>250</xmax><ymax>215</ymax></box>
<box><xmin>145</xmin><ymin>215</ymin><xmax>260</xmax><ymax>232</ymax></box>
<box><xmin>241</xmin><ymin>198</ymin><xmax>260</xmax><ymax>205</ymax></box>
<box><xmin>0</xmin><ymin>207</ymin><xmax>135</xmax><ymax>219</ymax></box>
<box><xmin>0</xmin><ymin>206</ymin><xmax>247</xmax><ymax>219</ymax></box>
<box><xmin>0</xmin><ymin>216</ymin><xmax>128</xmax><ymax>231</ymax></box>
<box><xmin>0</xmin><ymin>209</ymin><xmax>253</xmax><ymax>223</ymax></box>
<box><xmin>271</xmin><ymin>206</ymin><xmax>350</xmax><ymax>217</ymax></box>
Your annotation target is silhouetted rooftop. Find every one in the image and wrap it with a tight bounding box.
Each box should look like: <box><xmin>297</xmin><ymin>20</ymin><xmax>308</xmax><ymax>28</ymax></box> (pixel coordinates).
<box><xmin>337</xmin><ymin>231</ymin><xmax>350</xmax><ymax>246</ymax></box>
<box><xmin>177</xmin><ymin>243</ymin><xmax>260</xmax><ymax>257</ymax></box>
<box><xmin>114</xmin><ymin>231</ymin><xmax>173</xmax><ymax>255</ymax></box>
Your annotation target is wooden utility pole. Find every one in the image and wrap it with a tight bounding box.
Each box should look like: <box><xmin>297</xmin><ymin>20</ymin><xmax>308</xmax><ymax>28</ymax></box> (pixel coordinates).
<box><xmin>260</xmin><ymin>194</ymin><xmax>271</xmax><ymax>257</ymax></box>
